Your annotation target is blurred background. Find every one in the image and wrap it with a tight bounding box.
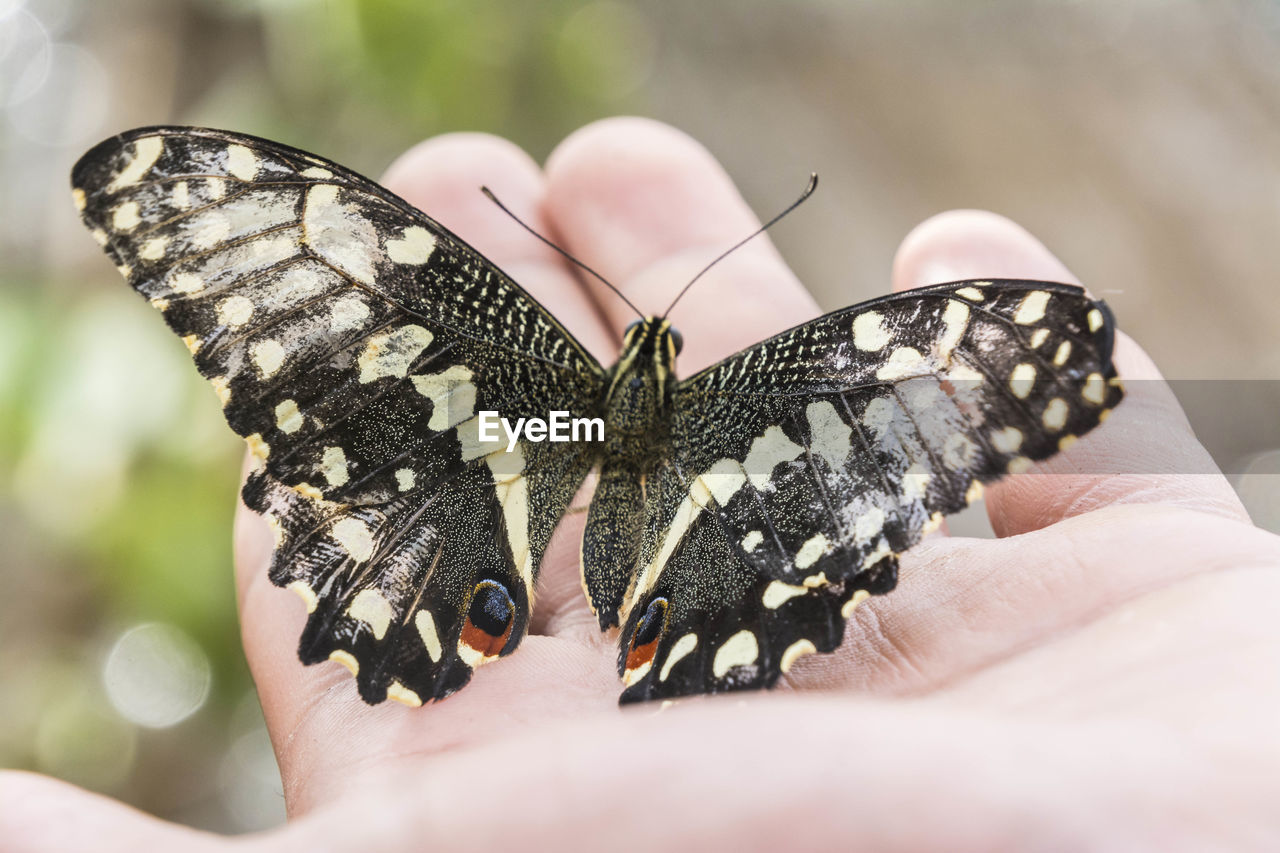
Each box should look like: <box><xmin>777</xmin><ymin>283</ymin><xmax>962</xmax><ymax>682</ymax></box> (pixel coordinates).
<box><xmin>1</xmin><ymin>0</ymin><xmax>1278</xmax><ymax>834</ymax></box>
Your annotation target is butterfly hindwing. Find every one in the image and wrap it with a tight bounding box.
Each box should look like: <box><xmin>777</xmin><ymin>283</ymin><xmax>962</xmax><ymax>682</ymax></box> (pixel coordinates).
<box><xmin>73</xmin><ymin>126</ymin><xmax>604</xmax><ymax>703</ymax></box>
<box><xmin>614</xmin><ymin>280</ymin><xmax>1121</xmax><ymax>700</ymax></box>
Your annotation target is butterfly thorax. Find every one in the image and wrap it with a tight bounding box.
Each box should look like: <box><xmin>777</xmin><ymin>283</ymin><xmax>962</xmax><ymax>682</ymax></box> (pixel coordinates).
<box><xmin>584</xmin><ymin>316</ymin><xmax>683</xmax><ymax>628</ymax></box>
<box><xmin>600</xmin><ymin>316</ymin><xmax>680</xmax><ymax>439</ymax></box>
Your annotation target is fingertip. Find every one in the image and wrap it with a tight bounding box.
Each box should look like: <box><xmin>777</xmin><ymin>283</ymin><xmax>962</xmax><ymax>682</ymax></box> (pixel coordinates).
<box><xmin>381</xmin><ymin>132</ymin><xmax>544</xmax><ymax>214</ymax></box>
<box><xmin>545</xmin><ymin>117</ymin><xmax>763</xmax><ymax>283</ymax></box>
<box><xmin>892</xmin><ymin>209</ymin><xmax>1079</xmax><ymax>293</ymax></box>
<box><xmin>543</xmin><ymin>116</ymin><xmax>817</xmax><ymax>362</ymax></box>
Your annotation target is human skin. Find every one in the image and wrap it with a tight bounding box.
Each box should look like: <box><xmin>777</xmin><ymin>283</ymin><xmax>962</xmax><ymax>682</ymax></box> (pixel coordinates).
<box><xmin>3</xmin><ymin>117</ymin><xmax>1278</xmax><ymax>851</ymax></box>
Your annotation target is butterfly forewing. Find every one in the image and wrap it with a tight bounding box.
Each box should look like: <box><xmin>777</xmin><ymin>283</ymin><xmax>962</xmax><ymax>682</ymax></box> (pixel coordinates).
<box><xmin>616</xmin><ymin>280</ymin><xmax>1121</xmax><ymax>700</ymax></box>
<box><xmin>73</xmin><ymin>126</ymin><xmax>604</xmax><ymax>704</ymax></box>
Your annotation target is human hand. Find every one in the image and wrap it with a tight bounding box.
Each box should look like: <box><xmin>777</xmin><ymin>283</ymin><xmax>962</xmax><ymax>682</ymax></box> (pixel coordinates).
<box><xmin>5</xmin><ymin>118</ymin><xmax>1277</xmax><ymax>851</ymax></box>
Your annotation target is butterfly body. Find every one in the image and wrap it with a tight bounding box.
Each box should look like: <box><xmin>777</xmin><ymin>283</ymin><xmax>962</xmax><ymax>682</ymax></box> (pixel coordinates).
<box><xmin>72</xmin><ymin>126</ymin><xmax>1123</xmax><ymax>706</ymax></box>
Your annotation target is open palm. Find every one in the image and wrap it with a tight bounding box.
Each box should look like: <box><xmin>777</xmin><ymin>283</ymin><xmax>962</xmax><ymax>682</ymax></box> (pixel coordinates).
<box><xmin>5</xmin><ymin>118</ymin><xmax>1277</xmax><ymax>851</ymax></box>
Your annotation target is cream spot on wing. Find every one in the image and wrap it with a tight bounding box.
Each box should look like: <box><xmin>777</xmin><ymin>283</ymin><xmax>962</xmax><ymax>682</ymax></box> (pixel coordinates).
<box><xmin>487</xmin><ymin>444</ymin><xmax>534</xmax><ymax>602</ymax></box>
<box><xmin>358</xmin><ymin>325</ymin><xmax>433</xmax><ymax>383</ymax></box>
<box><xmin>955</xmin><ymin>286</ymin><xmax>985</xmax><ymax>301</ymax></box>
<box><xmin>1058</xmin><ymin>434</ymin><xmax>1079</xmax><ymax>451</ymax></box>
<box><xmin>862</xmin><ymin>542</ymin><xmax>891</xmax><ymax>568</ymax></box>
<box><xmin>210</xmin><ymin>376</ymin><xmax>231</xmax><ymax>405</ymax></box>
<box><xmin>139</xmin><ymin>236</ymin><xmax>169</xmax><ymax>260</ymax></box>
<box><xmin>265</xmin><ymin>513</ymin><xmax>284</xmax><ymax>547</ymax></box>
<box><xmin>1009</xmin><ymin>363</ymin><xmax>1036</xmax><ymax>399</ymax></box>
<box><xmin>275</xmin><ymin>399</ymin><xmax>303</xmax><ymax>434</ymax></box>
<box><xmin>1014</xmin><ymin>291</ymin><xmax>1050</xmax><ymax>324</ymax></box>
<box><xmin>107</xmin><ymin>136</ymin><xmax>163</xmax><ymax>190</ymax></box>
<box><xmin>455</xmin><ymin>416</ymin><xmax>500</xmax><ymax>462</ymax></box>
<box><xmin>294</xmin><ymin>483</ymin><xmax>323</xmax><ymax>500</ymax></box>
<box><xmin>1043</xmin><ymin>398</ymin><xmax>1069</xmax><ymax>431</ymax></box>
<box><xmin>743</xmin><ymin>426</ymin><xmax>804</xmax><ymax>490</ymax></box>
<box><xmin>172</xmin><ymin>180</ymin><xmax>190</xmax><ymax>210</ymax></box>
<box><xmin>217</xmin><ymin>294</ymin><xmax>254</xmax><ymax>328</ymax></box>
<box><xmin>697</xmin><ymin>458</ymin><xmax>747</xmax><ymax>506</ymax></box>
<box><xmin>949</xmin><ymin>363</ymin><xmax>984</xmax><ymax>386</ymax></box>
<box><xmin>415</xmin><ymin>610</ymin><xmax>442</xmax><ymax>662</ymax></box>
<box><xmin>922</xmin><ymin>511</ymin><xmax>945</xmax><ymax>534</ymax></box>
<box><xmin>206</xmin><ymin>178</ymin><xmax>226</xmax><ymax>200</ymax></box>
<box><xmin>170</xmin><ymin>272</ymin><xmax>205</xmax><ymax>294</ymax></box>
<box><xmin>854</xmin><ymin>507</ymin><xmax>885</xmax><ymax>543</ymax></box>
<box><xmin>806</xmin><ymin>400</ymin><xmax>851</xmax><ymax>469</ymax></box>
<box><xmin>1082</xmin><ymin>372</ymin><xmax>1106</xmax><ymax>404</ymax></box>
<box><xmin>659</xmin><ymin>633</ymin><xmax>698</xmax><ymax>682</ymax></box>
<box><xmin>245</xmin><ymin>433</ymin><xmax>270</xmax><ymax>460</ymax></box>
<box><xmin>795</xmin><ymin>533</ymin><xmax>829</xmax><ymax>569</ymax></box>
<box><xmin>763</xmin><ymin>581</ymin><xmax>808</xmax><ymax>610</ymax></box>
<box><xmin>287</xmin><ymin>580</ymin><xmax>318</xmax><ymax>613</ymax></box>
<box><xmin>395</xmin><ymin>468</ymin><xmax>415</xmax><ymax>491</ymax></box>
<box><xmin>329</xmin><ymin>294</ymin><xmax>371</xmax><ymax>333</ymax></box>
<box><xmin>876</xmin><ymin>347</ymin><xmax>926</xmax><ymax>381</ymax></box>
<box><xmin>91</xmin><ymin>228</ymin><xmax>109</xmax><ymax>246</ymax></box>
<box><xmin>112</xmin><ymin>201</ymin><xmax>141</xmax><ymax>231</ymax></box>
<box><xmin>780</xmin><ymin>639</ymin><xmax>816</xmax><ymax>673</ymax></box>
<box><xmin>151</xmin><ymin>297</ymin><xmax>170</xmax><ymax>311</ymax></box>
<box><xmin>251</xmin><ymin>339</ymin><xmax>286</xmax><ymax>378</ymax></box>
<box><xmin>1053</xmin><ymin>340</ymin><xmax>1073</xmax><ymax>366</ymax></box>
<box><xmin>965</xmin><ymin>480</ymin><xmax>985</xmax><ymax>504</ymax></box>
<box><xmin>853</xmin><ymin>310</ymin><xmax>890</xmax><ymax>351</ymax></box>
<box><xmin>387</xmin><ymin>681</ymin><xmax>422</xmax><ymax>707</ymax></box>
<box><xmin>902</xmin><ymin>462</ymin><xmax>930</xmax><ymax>501</ymax></box>
<box><xmin>303</xmin><ymin>184</ymin><xmax>377</xmax><ymax>285</ymax></box>
<box><xmin>182</xmin><ymin>334</ymin><xmax>201</xmax><ymax>355</ymax></box>
<box><xmin>943</xmin><ymin>433</ymin><xmax>978</xmax><ymax>468</ymax></box>
<box><xmin>712</xmin><ymin>630</ymin><xmax>759</xmax><ymax>678</ymax></box>
<box><xmin>861</xmin><ymin>396</ymin><xmax>895</xmax><ymax>437</ymax></box>
<box><xmin>1007</xmin><ymin>456</ymin><xmax>1033</xmax><ymax>474</ymax></box>
<box><xmin>841</xmin><ymin>589</ymin><xmax>871</xmax><ymax>618</ymax></box>
<box><xmin>386</xmin><ymin>226</ymin><xmax>438</xmax><ymax>265</ymax></box>
<box><xmin>331</xmin><ymin>517</ymin><xmax>374</xmax><ymax>561</ymax></box>
<box><xmin>116</xmin><ymin>262</ymin><xmax>132</xmax><ymax>277</ymax></box>
<box><xmin>622</xmin><ymin>659</ymin><xmax>652</xmax><ymax>687</ymax></box>
<box><xmin>72</xmin><ymin>187</ymin><xmax>87</xmax><ymax>211</ymax></box>
<box><xmin>347</xmin><ymin>589</ymin><xmax>393</xmax><ymax>640</ymax></box>
<box><xmin>937</xmin><ymin>300</ymin><xmax>970</xmax><ymax>359</ymax></box>
<box><xmin>412</xmin><ymin>365</ymin><xmax>476</xmax><ymax>431</ymax></box>
<box><xmin>741</xmin><ymin>530</ymin><xmax>764</xmax><ymax>553</ymax></box>
<box><xmin>803</xmin><ymin>572</ymin><xmax>829</xmax><ymax>588</ymax></box>
<box><xmin>1029</xmin><ymin>328</ymin><xmax>1050</xmax><ymax>349</ymax></box>
<box><xmin>328</xmin><ymin>650</ymin><xmax>359</xmax><ymax>676</ymax></box>
<box><xmin>990</xmin><ymin>426</ymin><xmax>1023</xmax><ymax>453</ymax></box>
<box><xmin>226</xmin><ymin>144</ymin><xmax>259</xmax><ymax>181</ymax></box>
<box><xmin>188</xmin><ymin>211</ymin><xmax>231</xmax><ymax>249</ymax></box>
<box><xmin>1088</xmin><ymin>308</ymin><xmax>1104</xmax><ymax>332</ymax></box>
<box><xmin>300</xmin><ymin>166</ymin><xmax>332</xmax><ymax>179</ymax></box>
<box><xmin>321</xmin><ymin>446</ymin><xmax>349</xmax><ymax>487</ymax></box>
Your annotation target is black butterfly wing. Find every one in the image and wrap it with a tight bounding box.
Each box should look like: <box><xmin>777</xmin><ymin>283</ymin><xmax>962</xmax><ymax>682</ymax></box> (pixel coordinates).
<box><xmin>618</xmin><ymin>280</ymin><xmax>1122</xmax><ymax>701</ymax></box>
<box><xmin>73</xmin><ymin>126</ymin><xmax>604</xmax><ymax>703</ymax></box>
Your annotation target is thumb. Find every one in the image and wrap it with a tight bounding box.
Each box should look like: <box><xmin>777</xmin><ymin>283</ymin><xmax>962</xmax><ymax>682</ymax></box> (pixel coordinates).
<box><xmin>0</xmin><ymin>771</ymin><xmax>233</xmax><ymax>853</ymax></box>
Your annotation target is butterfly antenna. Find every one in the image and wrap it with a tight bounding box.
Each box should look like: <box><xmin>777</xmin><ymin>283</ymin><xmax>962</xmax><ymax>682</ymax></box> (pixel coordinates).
<box><xmin>481</xmin><ymin>187</ymin><xmax>645</xmax><ymax>320</ymax></box>
<box><xmin>661</xmin><ymin>173</ymin><xmax>819</xmax><ymax>320</ymax></box>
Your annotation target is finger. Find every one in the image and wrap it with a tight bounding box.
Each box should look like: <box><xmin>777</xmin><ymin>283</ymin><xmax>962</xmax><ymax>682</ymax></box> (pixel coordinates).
<box><xmin>890</xmin><ymin>210</ymin><xmax>1248</xmax><ymax>536</ymax></box>
<box><xmin>232</xmin><ymin>134</ymin><xmax>620</xmax><ymax>807</ymax></box>
<box><xmin>0</xmin><ymin>772</ymin><xmax>232</xmax><ymax>852</ymax></box>
<box><xmin>543</xmin><ymin>116</ymin><xmax>820</xmax><ymax>373</ymax></box>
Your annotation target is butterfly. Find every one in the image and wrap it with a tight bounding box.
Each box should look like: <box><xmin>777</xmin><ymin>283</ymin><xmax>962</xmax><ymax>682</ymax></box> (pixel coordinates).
<box><xmin>72</xmin><ymin>126</ymin><xmax>1123</xmax><ymax>706</ymax></box>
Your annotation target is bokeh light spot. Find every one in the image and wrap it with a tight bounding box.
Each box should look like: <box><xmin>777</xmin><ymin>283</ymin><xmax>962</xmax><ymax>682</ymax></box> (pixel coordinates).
<box><xmin>103</xmin><ymin>622</ymin><xmax>212</xmax><ymax>728</ymax></box>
